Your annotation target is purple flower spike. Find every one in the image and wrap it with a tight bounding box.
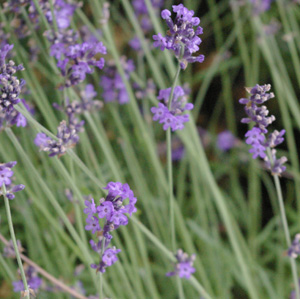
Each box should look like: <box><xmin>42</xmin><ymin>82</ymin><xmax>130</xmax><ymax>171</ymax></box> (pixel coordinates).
<box><xmin>240</xmin><ymin>84</ymin><xmax>287</xmax><ymax>174</ymax></box>
<box><xmin>166</xmin><ymin>249</ymin><xmax>196</xmax><ymax>279</ymax></box>
<box><xmin>85</xmin><ymin>182</ymin><xmax>137</xmax><ymax>273</ymax></box>
<box><xmin>34</xmin><ymin>120</ymin><xmax>83</xmax><ymax>158</ymax></box>
<box><xmin>153</xmin><ymin>4</ymin><xmax>204</xmax><ymax>69</ymax></box>
<box><xmin>53</xmin><ymin>41</ymin><xmax>107</xmax><ymax>88</ymax></box>
<box><xmin>0</xmin><ymin>44</ymin><xmax>29</xmax><ymax>130</ymax></box>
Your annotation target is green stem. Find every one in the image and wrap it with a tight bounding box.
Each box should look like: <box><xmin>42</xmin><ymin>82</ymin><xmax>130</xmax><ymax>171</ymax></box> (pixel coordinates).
<box><xmin>167</xmin><ymin>50</ymin><xmax>183</xmax><ymax>252</ymax></box>
<box><xmin>165</xmin><ymin>49</ymin><xmax>184</xmax><ymax>298</ymax></box>
<box><xmin>2</xmin><ymin>184</ymin><xmax>30</xmax><ymax>299</ymax></box>
<box><xmin>99</xmin><ymin>273</ymin><xmax>103</xmax><ymax>299</ymax></box>
<box><xmin>99</xmin><ymin>239</ymin><xmax>105</xmax><ymax>299</ymax></box>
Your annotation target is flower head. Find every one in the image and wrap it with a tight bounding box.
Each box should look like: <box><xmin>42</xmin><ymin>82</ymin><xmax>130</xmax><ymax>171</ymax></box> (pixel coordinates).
<box><xmin>34</xmin><ymin>120</ymin><xmax>82</xmax><ymax>157</ymax></box>
<box><xmin>84</xmin><ymin>182</ymin><xmax>137</xmax><ymax>273</ymax></box>
<box><xmin>153</xmin><ymin>4</ymin><xmax>204</xmax><ymax>69</ymax></box>
<box><xmin>151</xmin><ymin>86</ymin><xmax>192</xmax><ymax>131</ymax></box>
<box><xmin>166</xmin><ymin>249</ymin><xmax>196</xmax><ymax>279</ymax></box>
<box><xmin>240</xmin><ymin>84</ymin><xmax>287</xmax><ymax>175</ymax></box>
<box><xmin>56</xmin><ymin>41</ymin><xmax>106</xmax><ymax>87</ymax></box>
<box><xmin>0</xmin><ymin>44</ymin><xmax>29</xmax><ymax>130</ymax></box>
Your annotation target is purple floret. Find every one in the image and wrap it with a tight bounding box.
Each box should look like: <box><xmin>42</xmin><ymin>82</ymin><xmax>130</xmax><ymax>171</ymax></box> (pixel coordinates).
<box><xmin>151</xmin><ymin>85</ymin><xmax>192</xmax><ymax>131</ymax></box>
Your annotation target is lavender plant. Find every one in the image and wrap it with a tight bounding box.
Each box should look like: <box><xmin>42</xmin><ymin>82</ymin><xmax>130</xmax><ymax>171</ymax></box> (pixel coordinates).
<box><xmin>240</xmin><ymin>84</ymin><xmax>300</xmax><ymax>299</ymax></box>
<box><xmin>0</xmin><ymin>0</ymin><xmax>300</xmax><ymax>298</ymax></box>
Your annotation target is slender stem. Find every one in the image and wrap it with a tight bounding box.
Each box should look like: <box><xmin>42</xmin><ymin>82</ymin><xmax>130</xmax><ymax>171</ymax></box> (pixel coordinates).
<box><xmin>267</xmin><ymin>148</ymin><xmax>300</xmax><ymax>299</ymax></box>
<box><xmin>165</xmin><ymin>57</ymin><xmax>185</xmax><ymax>299</ymax></box>
<box><xmin>0</xmin><ymin>234</ymin><xmax>89</xmax><ymax>299</ymax></box>
<box><xmin>99</xmin><ymin>239</ymin><xmax>105</xmax><ymax>299</ymax></box>
<box><xmin>99</xmin><ymin>274</ymin><xmax>103</xmax><ymax>299</ymax></box>
<box><xmin>167</xmin><ymin>52</ymin><xmax>183</xmax><ymax>252</ymax></box>
<box><xmin>2</xmin><ymin>184</ymin><xmax>30</xmax><ymax>299</ymax></box>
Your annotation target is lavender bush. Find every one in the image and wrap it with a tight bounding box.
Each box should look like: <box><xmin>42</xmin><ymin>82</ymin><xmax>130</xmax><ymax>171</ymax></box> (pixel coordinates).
<box><xmin>0</xmin><ymin>1</ymin><xmax>300</xmax><ymax>299</ymax></box>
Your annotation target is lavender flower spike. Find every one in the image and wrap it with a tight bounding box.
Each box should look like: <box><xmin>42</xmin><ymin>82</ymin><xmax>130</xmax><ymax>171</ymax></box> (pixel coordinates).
<box><xmin>166</xmin><ymin>249</ymin><xmax>196</xmax><ymax>279</ymax></box>
<box><xmin>239</xmin><ymin>84</ymin><xmax>287</xmax><ymax>175</ymax></box>
<box><xmin>84</xmin><ymin>182</ymin><xmax>137</xmax><ymax>273</ymax></box>
<box><xmin>0</xmin><ymin>44</ymin><xmax>29</xmax><ymax>130</ymax></box>
<box><xmin>153</xmin><ymin>4</ymin><xmax>204</xmax><ymax>69</ymax></box>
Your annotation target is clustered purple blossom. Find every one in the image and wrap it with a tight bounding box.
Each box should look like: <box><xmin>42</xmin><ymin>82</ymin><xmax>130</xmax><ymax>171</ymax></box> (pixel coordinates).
<box><xmin>100</xmin><ymin>57</ymin><xmax>135</xmax><ymax>104</ymax></box>
<box><xmin>34</xmin><ymin>84</ymin><xmax>102</xmax><ymax>157</ymax></box>
<box><xmin>151</xmin><ymin>85</ymin><xmax>193</xmax><ymax>131</ymax></box>
<box><xmin>84</xmin><ymin>182</ymin><xmax>137</xmax><ymax>273</ymax></box>
<box><xmin>12</xmin><ymin>266</ymin><xmax>42</xmax><ymax>294</ymax></box>
<box><xmin>0</xmin><ymin>44</ymin><xmax>30</xmax><ymax>130</ymax></box>
<box><xmin>288</xmin><ymin>234</ymin><xmax>300</xmax><ymax>259</ymax></box>
<box><xmin>166</xmin><ymin>249</ymin><xmax>196</xmax><ymax>279</ymax></box>
<box><xmin>32</xmin><ymin>0</ymin><xmax>106</xmax><ymax>88</ymax></box>
<box><xmin>56</xmin><ymin>41</ymin><xmax>106</xmax><ymax>88</ymax></box>
<box><xmin>153</xmin><ymin>4</ymin><xmax>204</xmax><ymax>69</ymax></box>
<box><xmin>130</xmin><ymin>0</ymin><xmax>164</xmax><ymax>51</ymax></box>
<box><xmin>0</xmin><ymin>161</ymin><xmax>25</xmax><ymax>199</ymax></box>
<box><xmin>4</xmin><ymin>0</ymin><xmax>79</xmax><ymax>60</ymax></box>
<box><xmin>240</xmin><ymin>84</ymin><xmax>287</xmax><ymax>175</ymax></box>
<box><xmin>34</xmin><ymin>120</ymin><xmax>81</xmax><ymax>157</ymax></box>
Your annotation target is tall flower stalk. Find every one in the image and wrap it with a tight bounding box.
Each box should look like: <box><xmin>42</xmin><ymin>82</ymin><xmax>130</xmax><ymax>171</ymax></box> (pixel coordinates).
<box><xmin>240</xmin><ymin>84</ymin><xmax>299</xmax><ymax>299</ymax></box>
<box><xmin>1</xmin><ymin>164</ymin><xmax>29</xmax><ymax>299</ymax></box>
<box><xmin>152</xmin><ymin>4</ymin><xmax>205</xmax><ymax>298</ymax></box>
